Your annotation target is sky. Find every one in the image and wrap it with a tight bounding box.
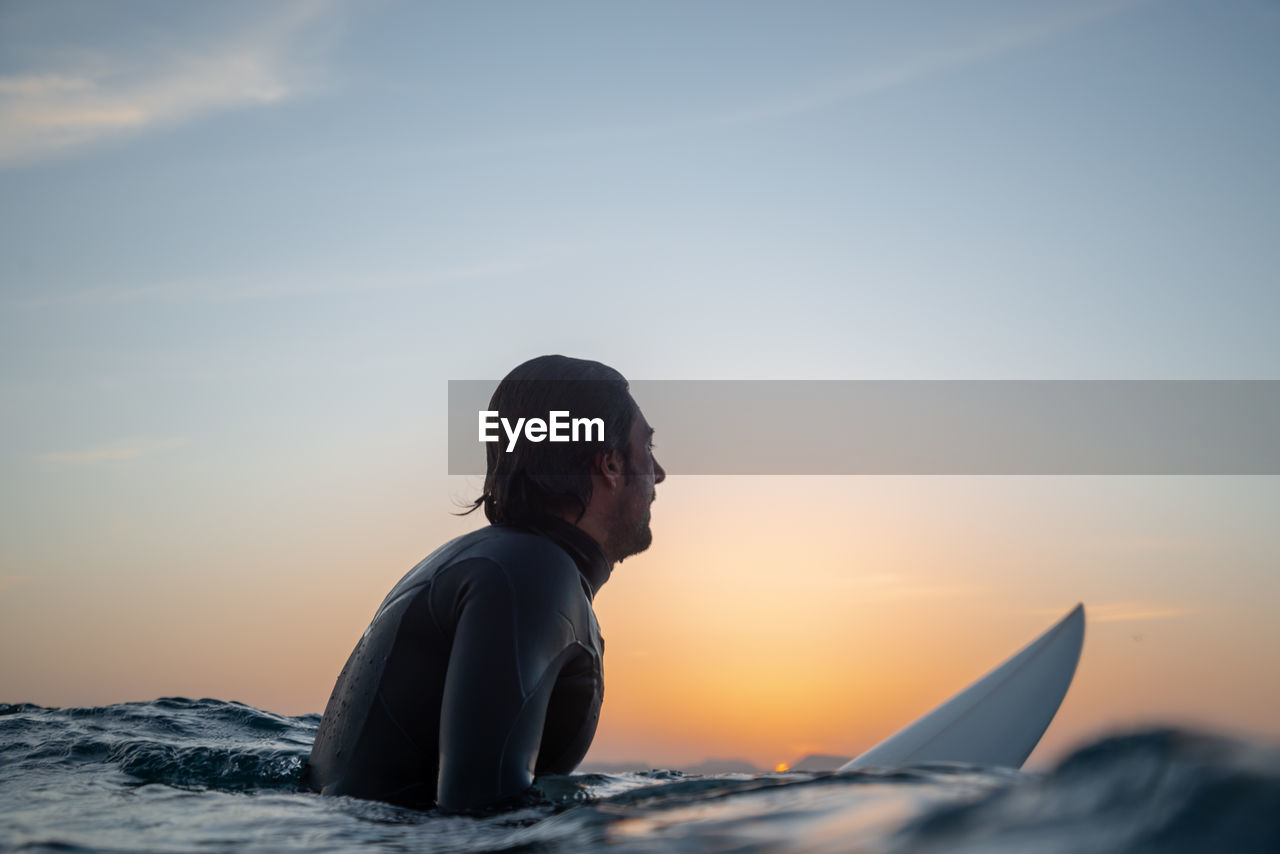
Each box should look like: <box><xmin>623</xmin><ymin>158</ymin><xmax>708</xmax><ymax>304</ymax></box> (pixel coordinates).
<box><xmin>1</xmin><ymin>0</ymin><xmax>1278</xmax><ymax>771</ymax></box>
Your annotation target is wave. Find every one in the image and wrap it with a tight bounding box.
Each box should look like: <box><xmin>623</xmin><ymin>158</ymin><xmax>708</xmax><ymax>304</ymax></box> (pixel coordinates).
<box><xmin>0</xmin><ymin>698</ymin><xmax>317</xmax><ymax>792</ymax></box>
<box><xmin>2</xmin><ymin>699</ymin><xmax>1278</xmax><ymax>853</ymax></box>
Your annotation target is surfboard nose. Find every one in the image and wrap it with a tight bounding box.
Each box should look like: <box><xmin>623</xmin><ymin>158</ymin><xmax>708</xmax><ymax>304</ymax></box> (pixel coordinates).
<box><xmin>840</xmin><ymin>603</ymin><xmax>1087</xmax><ymax>772</ymax></box>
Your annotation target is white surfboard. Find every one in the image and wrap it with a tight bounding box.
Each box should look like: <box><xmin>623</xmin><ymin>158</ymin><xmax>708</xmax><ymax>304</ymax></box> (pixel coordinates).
<box><xmin>839</xmin><ymin>603</ymin><xmax>1085</xmax><ymax>771</ymax></box>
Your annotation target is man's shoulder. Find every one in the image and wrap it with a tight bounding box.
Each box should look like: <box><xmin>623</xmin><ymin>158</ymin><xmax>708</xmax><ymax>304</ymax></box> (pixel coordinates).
<box><xmin>404</xmin><ymin>524</ymin><xmax>576</xmax><ymax>582</ymax></box>
<box><xmin>420</xmin><ymin>527</ymin><xmax>586</xmax><ymax>624</ymax></box>
<box><xmin>462</xmin><ymin>525</ymin><xmax>580</xmax><ymax>583</ymax></box>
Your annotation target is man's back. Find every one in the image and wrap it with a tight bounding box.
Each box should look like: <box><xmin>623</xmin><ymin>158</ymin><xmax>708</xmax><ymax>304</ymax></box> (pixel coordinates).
<box><xmin>303</xmin><ymin>520</ymin><xmax>609</xmax><ymax>812</ymax></box>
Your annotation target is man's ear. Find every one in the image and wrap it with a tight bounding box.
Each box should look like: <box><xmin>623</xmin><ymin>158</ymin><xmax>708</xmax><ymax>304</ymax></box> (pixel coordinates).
<box><xmin>596</xmin><ymin>448</ymin><xmax>625</xmax><ymax>491</ymax></box>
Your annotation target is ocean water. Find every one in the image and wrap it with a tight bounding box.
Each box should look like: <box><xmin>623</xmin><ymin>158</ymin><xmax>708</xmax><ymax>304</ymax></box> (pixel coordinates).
<box><xmin>1</xmin><ymin>699</ymin><xmax>1278</xmax><ymax>853</ymax></box>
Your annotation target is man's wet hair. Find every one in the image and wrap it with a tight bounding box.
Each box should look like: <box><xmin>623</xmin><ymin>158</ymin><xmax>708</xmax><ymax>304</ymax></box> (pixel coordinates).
<box><xmin>465</xmin><ymin>355</ymin><xmax>639</xmax><ymax>525</ymax></box>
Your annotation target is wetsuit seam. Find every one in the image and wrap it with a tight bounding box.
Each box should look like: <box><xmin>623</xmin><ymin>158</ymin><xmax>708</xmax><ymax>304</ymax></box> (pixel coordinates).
<box><xmin>428</xmin><ymin>557</ymin><xmax>503</xmax><ymax>637</ymax></box>
<box><xmin>494</xmin><ymin>557</ymin><xmax>583</xmax><ymax>695</ymax></box>
<box><xmin>496</xmin><ymin>644</ymin><xmax>579</xmax><ymax>793</ymax></box>
<box><xmin>492</xmin><ymin>561</ymin><xmax>526</xmax><ymax>698</ymax></box>
<box><xmin>373</xmin><ymin>580</ymin><xmax>430</xmax><ymax>623</ymax></box>
<box><xmin>556</xmin><ymin>611</ymin><xmax>578</xmax><ymax>643</ymax></box>
<box><xmin>374</xmin><ymin>686</ymin><xmax>423</xmax><ymax>754</ymax></box>
<box><xmin>490</xmin><ymin>568</ymin><xmax>534</xmax><ymax>800</ymax></box>
<box><xmin>421</xmin><ymin>575</ymin><xmax>446</xmax><ymax>640</ymax></box>
<box><xmin>372</xmin><ymin>534</ymin><xmax>483</xmax><ymax>614</ymax></box>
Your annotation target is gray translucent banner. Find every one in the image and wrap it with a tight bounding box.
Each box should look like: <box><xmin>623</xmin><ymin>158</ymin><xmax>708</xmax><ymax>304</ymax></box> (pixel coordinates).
<box><xmin>448</xmin><ymin>381</ymin><xmax>1280</xmax><ymax>475</ymax></box>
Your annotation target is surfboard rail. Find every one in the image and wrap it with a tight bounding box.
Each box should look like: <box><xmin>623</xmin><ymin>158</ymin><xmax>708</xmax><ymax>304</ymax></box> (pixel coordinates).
<box><xmin>839</xmin><ymin>603</ymin><xmax>1086</xmax><ymax>771</ymax></box>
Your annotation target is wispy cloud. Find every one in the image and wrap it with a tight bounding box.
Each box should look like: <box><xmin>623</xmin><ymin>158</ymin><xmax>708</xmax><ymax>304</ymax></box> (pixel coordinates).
<box><xmin>445</xmin><ymin>0</ymin><xmax>1146</xmax><ymax>156</ymax></box>
<box><xmin>37</xmin><ymin>438</ymin><xmax>189</xmax><ymax>465</ymax></box>
<box><xmin>11</xmin><ymin>250</ymin><xmax>571</xmax><ymax>308</ymax></box>
<box><xmin>0</xmin><ymin>1</ymin><xmax>339</xmax><ymax>167</ymax></box>
<box><xmin>1088</xmin><ymin>602</ymin><xmax>1192</xmax><ymax>623</ymax></box>
<box><xmin>1084</xmin><ymin>535</ymin><xmax>1212</xmax><ymax>555</ymax></box>
<box><xmin>0</xmin><ymin>75</ymin><xmax>96</xmax><ymax>98</ymax></box>
<box><xmin>799</xmin><ymin>571</ymin><xmax>984</xmax><ymax>601</ymax></box>
<box><xmin>701</xmin><ymin>0</ymin><xmax>1148</xmax><ymax>130</ymax></box>
<box><xmin>1030</xmin><ymin>601</ymin><xmax>1191</xmax><ymax>623</ymax></box>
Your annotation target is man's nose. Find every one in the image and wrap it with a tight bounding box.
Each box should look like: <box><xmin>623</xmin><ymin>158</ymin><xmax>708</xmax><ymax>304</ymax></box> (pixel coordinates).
<box><xmin>653</xmin><ymin>457</ymin><xmax>666</xmax><ymax>484</ymax></box>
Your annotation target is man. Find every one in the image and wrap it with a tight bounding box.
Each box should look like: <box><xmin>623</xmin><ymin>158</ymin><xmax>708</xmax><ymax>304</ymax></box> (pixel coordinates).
<box><xmin>303</xmin><ymin>355</ymin><xmax>664</xmax><ymax>813</ymax></box>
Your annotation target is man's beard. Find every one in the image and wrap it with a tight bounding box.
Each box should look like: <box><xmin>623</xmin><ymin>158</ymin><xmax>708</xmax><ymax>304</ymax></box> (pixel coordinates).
<box><xmin>608</xmin><ymin>491</ymin><xmax>653</xmax><ymax>564</ymax></box>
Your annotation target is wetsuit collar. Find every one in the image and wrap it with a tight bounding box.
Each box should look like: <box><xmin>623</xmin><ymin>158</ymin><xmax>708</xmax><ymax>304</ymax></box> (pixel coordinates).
<box><xmin>513</xmin><ymin>515</ymin><xmax>612</xmax><ymax>599</ymax></box>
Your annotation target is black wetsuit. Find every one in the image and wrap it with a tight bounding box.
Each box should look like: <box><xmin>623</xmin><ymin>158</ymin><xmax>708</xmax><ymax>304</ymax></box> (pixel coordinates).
<box><xmin>303</xmin><ymin>518</ymin><xmax>609</xmax><ymax>812</ymax></box>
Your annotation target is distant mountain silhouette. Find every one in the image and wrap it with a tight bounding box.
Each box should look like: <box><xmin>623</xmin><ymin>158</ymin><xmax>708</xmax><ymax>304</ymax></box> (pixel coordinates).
<box><xmin>786</xmin><ymin>753</ymin><xmax>850</xmax><ymax>771</ymax></box>
<box><xmin>578</xmin><ymin>755</ymin><xmax>851</xmax><ymax>775</ymax></box>
<box><xmin>575</xmin><ymin>759</ymin><xmax>654</xmax><ymax>774</ymax></box>
<box><xmin>577</xmin><ymin>757</ymin><xmax>762</xmax><ymax>774</ymax></box>
<box><xmin>683</xmin><ymin>758</ymin><xmax>761</xmax><ymax>775</ymax></box>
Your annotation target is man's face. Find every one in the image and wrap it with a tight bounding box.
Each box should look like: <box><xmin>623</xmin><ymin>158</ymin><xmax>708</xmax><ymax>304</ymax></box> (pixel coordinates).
<box><xmin>609</xmin><ymin>409</ymin><xmax>665</xmax><ymax>563</ymax></box>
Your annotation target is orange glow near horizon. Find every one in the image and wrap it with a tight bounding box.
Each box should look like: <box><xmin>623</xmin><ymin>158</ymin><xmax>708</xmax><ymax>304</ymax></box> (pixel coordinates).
<box><xmin>2</xmin><ymin>475</ymin><xmax>1278</xmax><ymax>770</ymax></box>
